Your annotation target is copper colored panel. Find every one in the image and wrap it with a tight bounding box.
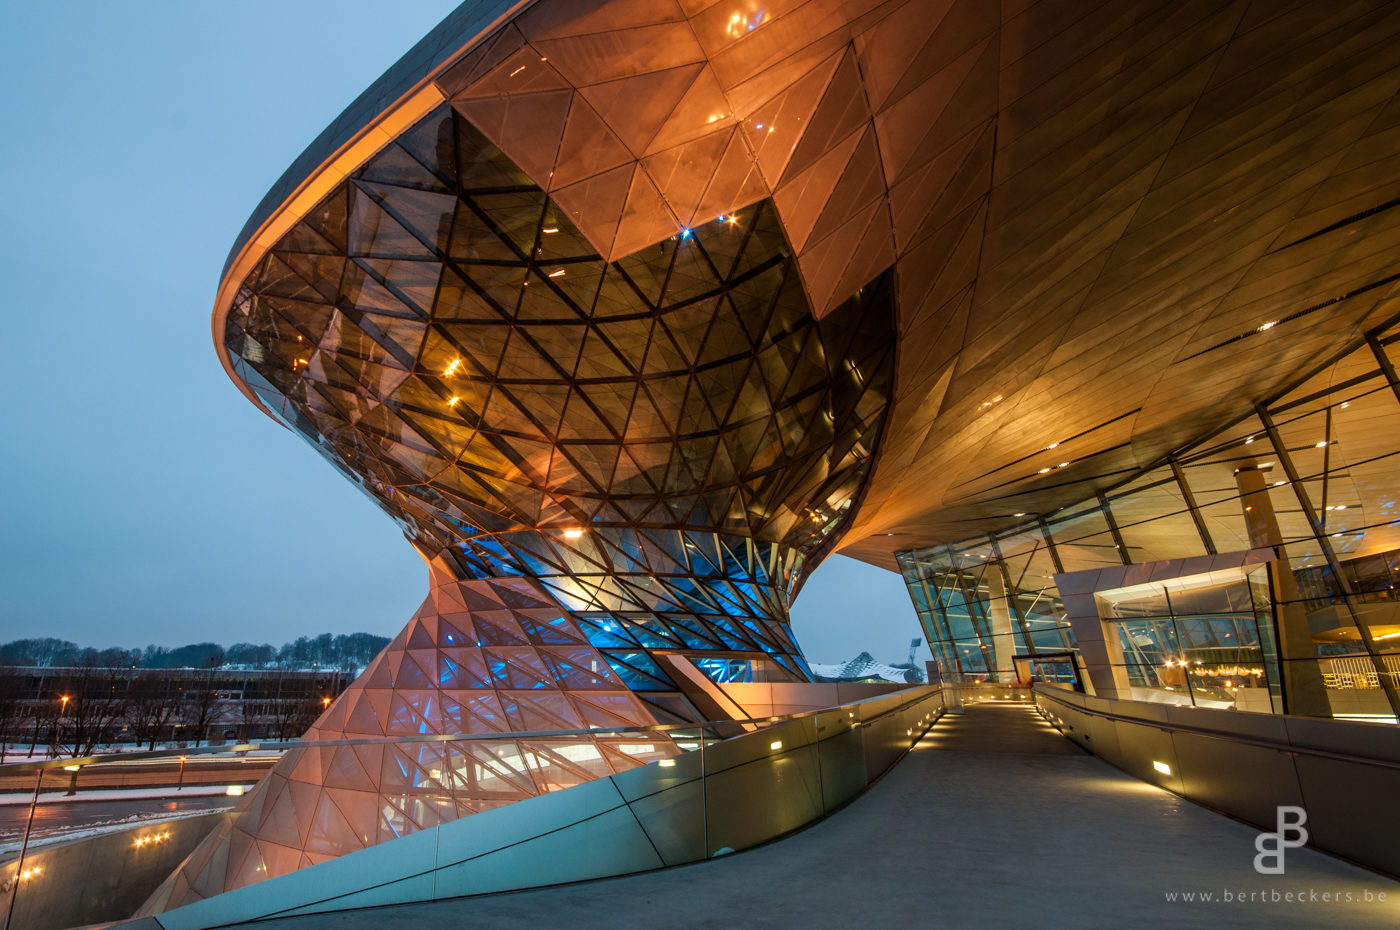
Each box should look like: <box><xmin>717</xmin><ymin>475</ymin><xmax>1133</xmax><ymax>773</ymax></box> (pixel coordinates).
<box><xmin>795</xmin><ymin>196</ymin><xmax>883</xmax><ymax>314</ymax></box>
<box><xmin>580</xmin><ymin>63</ymin><xmax>706</xmax><ymax>156</ymax></box>
<box><xmin>644</xmin><ymin>65</ymin><xmax>736</xmax><ymax>155</ymax></box>
<box><xmin>642</xmin><ymin>128</ymin><xmax>734</xmax><ymax>227</ymax></box>
<box><xmin>436</xmin><ymin>23</ymin><xmax>528</xmax><ymax>98</ymax></box>
<box><xmin>707</xmin><ymin>0</ymin><xmax>851</xmax><ymax>91</ymax></box>
<box><xmin>824</xmin><ymin>199</ymin><xmax>895</xmax><ymax>316</ymax></box>
<box><xmin>852</xmin><ymin>0</ymin><xmax>957</xmax><ymax>112</ymax></box>
<box><xmin>801</xmin><ymin>124</ymin><xmax>886</xmax><ymax>252</ymax></box>
<box><xmin>782</xmin><ymin>48</ymin><xmax>872</xmax><ymax>184</ymax></box>
<box><xmin>887</xmin><ymin>122</ymin><xmax>987</xmax><ymax>252</ymax></box>
<box><xmin>550</xmin><ymin>96</ymin><xmax>638</xmax><ymax>190</ymax></box>
<box><xmin>737</xmin><ymin>49</ymin><xmax>844</xmax><ymax>186</ymax></box>
<box><xmin>874</xmin><ymin>38</ymin><xmax>988</xmax><ymax>184</ymax></box>
<box><xmin>530</xmin><ymin>21</ymin><xmax>707</xmax><ymax>86</ymax></box>
<box><xmin>517</xmin><ymin>0</ymin><xmax>688</xmax><ymax>43</ymax></box>
<box><xmin>550</xmin><ymin>162</ymin><xmax>637</xmax><ymax>255</ymax></box>
<box><xmin>610</xmin><ymin>164</ymin><xmax>683</xmax><ymax>259</ymax></box>
<box><xmin>453</xmin><ymin>44</ymin><xmax>573</xmax><ymax>99</ymax></box>
<box><xmin>771</xmin><ymin>125</ymin><xmax>864</xmax><ymax>250</ymax></box>
<box><xmin>690</xmin><ymin>128</ymin><xmax>771</xmax><ymax>228</ymax></box>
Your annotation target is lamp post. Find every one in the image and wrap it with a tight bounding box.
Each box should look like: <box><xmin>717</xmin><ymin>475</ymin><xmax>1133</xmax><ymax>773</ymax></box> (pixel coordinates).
<box><xmin>176</xmin><ymin>755</ymin><xmax>187</xmax><ymax>792</ymax></box>
<box><xmin>54</xmin><ymin>696</ymin><xmax>70</xmax><ymax>758</ymax></box>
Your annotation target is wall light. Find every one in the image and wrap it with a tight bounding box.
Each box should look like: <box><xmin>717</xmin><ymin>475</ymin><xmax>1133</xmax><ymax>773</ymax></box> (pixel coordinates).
<box><xmin>769</xmin><ymin>740</ymin><xmax>783</xmax><ymax>751</ymax></box>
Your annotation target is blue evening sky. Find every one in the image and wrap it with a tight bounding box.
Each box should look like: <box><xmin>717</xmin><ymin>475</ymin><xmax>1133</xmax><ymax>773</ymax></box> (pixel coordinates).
<box><xmin>0</xmin><ymin>2</ymin><xmax>926</xmax><ymax>667</ymax></box>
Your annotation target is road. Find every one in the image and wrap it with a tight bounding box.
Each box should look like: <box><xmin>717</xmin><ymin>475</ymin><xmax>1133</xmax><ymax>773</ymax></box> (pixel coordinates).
<box><xmin>0</xmin><ymin>755</ymin><xmax>277</xmax><ymax>795</ymax></box>
<box><xmin>0</xmin><ymin>795</ymin><xmax>232</xmax><ymax>857</ymax></box>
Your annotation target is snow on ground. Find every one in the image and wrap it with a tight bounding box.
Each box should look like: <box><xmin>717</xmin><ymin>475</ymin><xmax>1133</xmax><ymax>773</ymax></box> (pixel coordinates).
<box><xmin>0</xmin><ymin>785</ymin><xmax>246</xmax><ymax>806</ymax></box>
<box><xmin>0</xmin><ymin>804</ymin><xmax>232</xmax><ymax>858</ymax></box>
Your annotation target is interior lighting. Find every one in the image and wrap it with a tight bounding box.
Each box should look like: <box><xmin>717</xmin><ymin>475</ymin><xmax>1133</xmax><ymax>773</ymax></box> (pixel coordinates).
<box><xmin>769</xmin><ymin>740</ymin><xmax>783</xmax><ymax>751</ymax></box>
<box><xmin>563</xmin><ymin>528</ymin><xmax>584</xmax><ymax>539</ymax></box>
<box><xmin>447</xmin><ymin>396</ymin><xmax>460</xmax><ymax>407</ymax></box>
<box><xmin>548</xmin><ymin>268</ymin><xmax>566</xmax><ymax>278</ymax></box>
<box><xmin>1014</xmin><ymin>512</ymin><xmax>1026</xmax><ymax>517</ymax></box>
<box><xmin>658</xmin><ymin>758</ymin><xmax>676</xmax><ymax>768</ymax></box>
<box><xmin>226</xmin><ymin>785</ymin><xmax>245</xmax><ymax>797</ymax></box>
<box><xmin>443</xmin><ymin>358</ymin><xmax>461</xmax><ymax>376</ymax></box>
<box><xmin>1316</xmin><ymin>441</ymin><xmax>1328</xmax><ymax>448</ymax></box>
<box><xmin>1038</xmin><ymin>468</ymin><xmax>1051</xmax><ymax>474</ymax></box>
<box><xmin>542</xmin><ymin>226</ymin><xmax>559</xmax><ymax>234</ymax></box>
<box><xmin>1057</xmin><ymin>462</ymin><xmax>1069</xmax><ymax>468</ymax></box>
<box><xmin>1257</xmin><ymin>321</ymin><xmax>1278</xmax><ymax>332</ymax></box>
<box><xmin>1047</xmin><ymin>442</ymin><xmax>1059</xmax><ymax>449</ymax></box>
<box><xmin>1153</xmin><ymin>761</ymin><xmax>1172</xmax><ymax>776</ymax></box>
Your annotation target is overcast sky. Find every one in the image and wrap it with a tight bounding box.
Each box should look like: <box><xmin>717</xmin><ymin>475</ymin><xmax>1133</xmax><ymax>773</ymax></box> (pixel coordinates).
<box><xmin>0</xmin><ymin>2</ymin><xmax>927</xmax><ymax>667</ymax></box>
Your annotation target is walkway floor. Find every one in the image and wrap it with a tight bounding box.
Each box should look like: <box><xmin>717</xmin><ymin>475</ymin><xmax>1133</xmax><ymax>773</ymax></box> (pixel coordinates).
<box><xmin>242</xmin><ymin>703</ymin><xmax>1400</xmax><ymax>929</ymax></box>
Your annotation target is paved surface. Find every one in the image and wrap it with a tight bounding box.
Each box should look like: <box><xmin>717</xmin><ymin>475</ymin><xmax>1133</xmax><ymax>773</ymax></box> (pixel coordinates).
<box><xmin>239</xmin><ymin>703</ymin><xmax>1400</xmax><ymax>929</ymax></box>
<box><xmin>0</xmin><ymin>796</ymin><xmax>231</xmax><ymax>851</ymax></box>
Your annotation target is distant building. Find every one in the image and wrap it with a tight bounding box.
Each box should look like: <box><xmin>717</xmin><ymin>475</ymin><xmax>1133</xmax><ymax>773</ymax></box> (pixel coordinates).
<box><xmin>0</xmin><ymin>666</ymin><xmax>346</xmax><ymax>751</ymax></box>
<box><xmin>810</xmin><ymin>652</ymin><xmax>926</xmax><ymax>685</ymax></box>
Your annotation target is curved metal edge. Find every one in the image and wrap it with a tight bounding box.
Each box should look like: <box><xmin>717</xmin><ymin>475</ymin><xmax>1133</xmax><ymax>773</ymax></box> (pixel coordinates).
<box><xmin>211</xmin><ymin>0</ymin><xmax>535</xmax><ymax>423</ymax></box>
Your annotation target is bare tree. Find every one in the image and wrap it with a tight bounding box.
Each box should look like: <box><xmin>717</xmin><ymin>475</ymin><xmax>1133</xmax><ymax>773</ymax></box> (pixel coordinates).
<box><xmin>126</xmin><ymin>671</ymin><xmax>182</xmax><ymax>750</ymax></box>
<box><xmin>0</xmin><ymin>668</ymin><xmax>27</xmax><ymax>763</ymax></box>
<box><xmin>180</xmin><ymin>668</ymin><xmax>227</xmax><ymax>747</ymax></box>
<box><xmin>51</xmin><ymin>665</ymin><xmax>127</xmax><ymax>757</ymax></box>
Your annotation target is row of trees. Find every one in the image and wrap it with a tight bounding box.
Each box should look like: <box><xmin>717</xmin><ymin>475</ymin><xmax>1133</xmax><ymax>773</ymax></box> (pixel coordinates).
<box><xmin>0</xmin><ymin>665</ymin><xmax>340</xmax><ymax>761</ymax></box>
<box><xmin>0</xmin><ymin>633</ymin><xmax>388</xmax><ymax>672</ymax></box>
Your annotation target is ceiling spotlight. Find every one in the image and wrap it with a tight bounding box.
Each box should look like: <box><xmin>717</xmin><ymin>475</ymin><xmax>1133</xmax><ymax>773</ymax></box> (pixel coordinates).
<box><xmin>563</xmin><ymin>528</ymin><xmax>584</xmax><ymax>539</ymax></box>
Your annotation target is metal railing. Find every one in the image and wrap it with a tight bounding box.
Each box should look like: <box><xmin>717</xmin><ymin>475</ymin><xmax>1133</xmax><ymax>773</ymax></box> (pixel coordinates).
<box><xmin>2</xmin><ymin>685</ymin><xmax>945</xmax><ymax>930</ymax></box>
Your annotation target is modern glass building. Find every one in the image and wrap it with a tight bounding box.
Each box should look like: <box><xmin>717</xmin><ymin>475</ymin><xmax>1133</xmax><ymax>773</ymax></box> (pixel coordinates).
<box><xmin>138</xmin><ymin>0</ymin><xmax>1400</xmax><ymax>914</ymax></box>
<box><xmin>900</xmin><ymin>329</ymin><xmax>1400</xmax><ymax>722</ymax></box>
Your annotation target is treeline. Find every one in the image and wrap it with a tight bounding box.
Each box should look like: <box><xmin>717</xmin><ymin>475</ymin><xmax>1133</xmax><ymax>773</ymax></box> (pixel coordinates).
<box><xmin>0</xmin><ymin>633</ymin><xmax>390</xmax><ymax>672</ymax></box>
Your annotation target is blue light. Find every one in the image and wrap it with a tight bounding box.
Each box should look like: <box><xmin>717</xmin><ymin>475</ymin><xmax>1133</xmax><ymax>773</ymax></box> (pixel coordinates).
<box><xmin>680</xmin><ymin>228</ymin><xmax>692</xmax><ymax>239</ymax></box>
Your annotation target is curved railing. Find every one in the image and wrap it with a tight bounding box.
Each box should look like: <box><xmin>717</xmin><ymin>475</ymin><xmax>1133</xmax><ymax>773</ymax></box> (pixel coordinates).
<box><xmin>2</xmin><ymin>685</ymin><xmax>943</xmax><ymax>930</ymax></box>
<box><xmin>1033</xmin><ymin>684</ymin><xmax>1400</xmax><ymax>879</ymax></box>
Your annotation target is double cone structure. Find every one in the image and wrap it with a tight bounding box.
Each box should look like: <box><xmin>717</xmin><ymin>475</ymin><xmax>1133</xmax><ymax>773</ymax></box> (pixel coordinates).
<box><xmin>148</xmin><ymin>0</ymin><xmax>1400</xmax><ymax>911</ymax></box>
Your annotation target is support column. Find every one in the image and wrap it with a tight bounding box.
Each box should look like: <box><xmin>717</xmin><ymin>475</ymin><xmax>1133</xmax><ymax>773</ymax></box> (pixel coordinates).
<box><xmin>1235</xmin><ymin>465</ymin><xmax>1331</xmax><ymax>717</ymax></box>
<box><xmin>986</xmin><ymin>570</ymin><xmax>1019</xmax><ymax>683</ymax></box>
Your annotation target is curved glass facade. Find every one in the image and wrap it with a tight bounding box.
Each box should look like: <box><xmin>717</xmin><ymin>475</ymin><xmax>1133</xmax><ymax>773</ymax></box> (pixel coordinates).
<box><xmin>225</xmin><ymin>103</ymin><xmax>897</xmax><ymax>698</ymax></box>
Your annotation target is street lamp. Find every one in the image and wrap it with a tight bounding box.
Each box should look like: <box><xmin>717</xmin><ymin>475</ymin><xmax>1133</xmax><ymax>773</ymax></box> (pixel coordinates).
<box><xmin>177</xmin><ymin>755</ymin><xmax>187</xmax><ymax>792</ymax></box>
<box><xmin>55</xmin><ymin>695</ymin><xmax>70</xmax><ymax>758</ymax></box>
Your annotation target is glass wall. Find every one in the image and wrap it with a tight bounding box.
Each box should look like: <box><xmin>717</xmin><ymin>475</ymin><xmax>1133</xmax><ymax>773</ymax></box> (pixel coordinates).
<box><xmin>899</xmin><ymin>322</ymin><xmax>1400</xmax><ymax>721</ymax></box>
<box><xmin>1095</xmin><ymin>567</ymin><xmax>1282</xmax><ymax>713</ymax></box>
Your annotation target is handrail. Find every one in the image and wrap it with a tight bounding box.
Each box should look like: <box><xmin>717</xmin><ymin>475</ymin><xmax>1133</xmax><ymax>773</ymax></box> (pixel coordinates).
<box><xmin>1034</xmin><ymin>685</ymin><xmax>1400</xmax><ymax>773</ymax></box>
<box><xmin>0</xmin><ymin>685</ymin><xmax>940</xmax><ymax>775</ymax></box>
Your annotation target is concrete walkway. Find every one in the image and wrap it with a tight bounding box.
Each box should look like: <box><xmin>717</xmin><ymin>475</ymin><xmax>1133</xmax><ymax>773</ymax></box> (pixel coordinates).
<box><xmin>241</xmin><ymin>703</ymin><xmax>1400</xmax><ymax>929</ymax></box>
